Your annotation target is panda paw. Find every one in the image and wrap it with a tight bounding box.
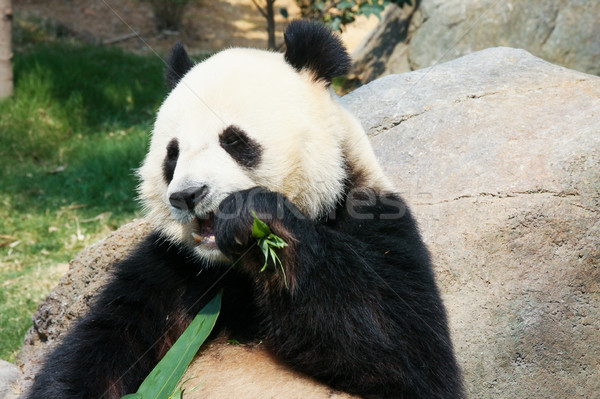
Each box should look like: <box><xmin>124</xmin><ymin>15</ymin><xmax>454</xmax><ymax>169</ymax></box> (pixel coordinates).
<box><xmin>214</xmin><ymin>188</ymin><xmax>294</xmax><ymax>262</ymax></box>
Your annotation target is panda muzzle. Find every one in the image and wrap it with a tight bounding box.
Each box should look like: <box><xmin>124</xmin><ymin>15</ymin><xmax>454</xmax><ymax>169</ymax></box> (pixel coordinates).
<box><xmin>168</xmin><ymin>186</ymin><xmax>209</xmax><ymax>212</ymax></box>
<box><xmin>192</xmin><ymin>213</ymin><xmax>216</xmax><ymax>245</ymax></box>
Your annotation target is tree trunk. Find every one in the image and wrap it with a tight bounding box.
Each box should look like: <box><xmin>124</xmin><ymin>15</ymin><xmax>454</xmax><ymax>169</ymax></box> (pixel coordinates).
<box><xmin>0</xmin><ymin>0</ymin><xmax>12</xmax><ymax>99</ymax></box>
<box><xmin>266</xmin><ymin>0</ymin><xmax>275</xmax><ymax>50</ymax></box>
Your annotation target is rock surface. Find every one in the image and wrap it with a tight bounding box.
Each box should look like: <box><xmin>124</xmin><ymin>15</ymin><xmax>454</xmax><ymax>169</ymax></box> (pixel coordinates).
<box><xmin>16</xmin><ymin>48</ymin><xmax>600</xmax><ymax>398</ymax></box>
<box><xmin>353</xmin><ymin>0</ymin><xmax>600</xmax><ymax>82</ymax></box>
<box><xmin>344</xmin><ymin>47</ymin><xmax>600</xmax><ymax>398</ymax></box>
<box><xmin>0</xmin><ymin>360</ymin><xmax>20</xmax><ymax>399</ymax></box>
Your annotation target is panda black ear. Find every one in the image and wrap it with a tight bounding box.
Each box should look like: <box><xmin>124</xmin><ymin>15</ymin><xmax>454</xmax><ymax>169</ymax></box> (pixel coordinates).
<box><xmin>284</xmin><ymin>20</ymin><xmax>351</xmax><ymax>86</ymax></box>
<box><xmin>165</xmin><ymin>42</ymin><xmax>194</xmax><ymax>91</ymax></box>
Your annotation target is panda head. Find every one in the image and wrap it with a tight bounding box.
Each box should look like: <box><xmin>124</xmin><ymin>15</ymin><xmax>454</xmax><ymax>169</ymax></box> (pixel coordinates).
<box><xmin>138</xmin><ymin>20</ymin><xmax>392</xmax><ymax>262</ymax></box>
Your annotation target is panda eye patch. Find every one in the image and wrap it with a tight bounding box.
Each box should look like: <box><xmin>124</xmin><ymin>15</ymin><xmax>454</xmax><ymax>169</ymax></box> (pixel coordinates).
<box><xmin>162</xmin><ymin>138</ymin><xmax>179</xmax><ymax>184</ymax></box>
<box><xmin>220</xmin><ymin>129</ymin><xmax>243</xmax><ymax>147</ymax></box>
<box><xmin>219</xmin><ymin>125</ymin><xmax>262</xmax><ymax>169</ymax></box>
<box><xmin>166</xmin><ymin>139</ymin><xmax>179</xmax><ymax>160</ymax></box>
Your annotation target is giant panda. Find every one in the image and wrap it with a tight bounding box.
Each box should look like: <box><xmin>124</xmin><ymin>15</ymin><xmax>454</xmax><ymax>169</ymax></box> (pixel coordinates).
<box><xmin>27</xmin><ymin>21</ymin><xmax>464</xmax><ymax>399</ymax></box>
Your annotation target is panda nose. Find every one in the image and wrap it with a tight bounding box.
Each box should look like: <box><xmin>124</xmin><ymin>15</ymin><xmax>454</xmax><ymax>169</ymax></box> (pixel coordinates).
<box><xmin>169</xmin><ymin>186</ymin><xmax>208</xmax><ymax>211</ymax></box>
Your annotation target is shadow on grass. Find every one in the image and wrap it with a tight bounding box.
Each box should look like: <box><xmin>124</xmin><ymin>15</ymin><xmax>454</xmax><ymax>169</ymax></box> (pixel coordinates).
<box><xmin>1</xmin><ymin>42</ymin><xmax>210</xmax><ymax>214</ymax></box>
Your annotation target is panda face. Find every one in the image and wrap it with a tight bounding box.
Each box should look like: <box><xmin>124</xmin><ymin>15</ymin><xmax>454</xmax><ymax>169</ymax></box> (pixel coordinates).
<box><xmin>138</xmin><ymin>21</ymin><xmax>395</xmax><ymax>263</ymax></box>
<box><xmin>138</xmin><ymin>48</ymin><xmax>351</xmax><ymax>262</ymax></box>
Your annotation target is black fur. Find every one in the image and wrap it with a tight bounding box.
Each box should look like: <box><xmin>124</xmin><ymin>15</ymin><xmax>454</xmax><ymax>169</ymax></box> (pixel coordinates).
<box><xmin>28</xmin><ymin>186</ymin><xmax>464</xmax><ymax>399</ymax></box>
<box><xmin>165</xmin><ymin>42</ymin><xmax>194</xmax><ymax>90</ymax></box>
<box><xmin>27</xmin><ymin>233</ymin><xmax>258</xmax><ymax>399</ymax></box>
<box><xmin>284</xmin><ymin>20</ymin><xmax>351</xmax><ymax>85</ymax></box>
<box><xmin>219</xmin><ymin>125</ymin><xmax>263</xmax><ymax>169</ymax></box>
<box><xmin>162</xmin><ymin>138</ymin><xmax>179</xmax><ymax>184</ymax></box>
<box><xmin>215</xmin><ymin>188</ymin><xmax>464</xmax><ymax>398</ymax></box>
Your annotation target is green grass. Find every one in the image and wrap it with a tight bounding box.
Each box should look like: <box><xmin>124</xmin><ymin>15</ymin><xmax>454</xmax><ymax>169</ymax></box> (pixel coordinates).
<box><xmin>0</xmin><ymin>37</ymin><xmax>170</xmax><ymax>362</ymax></box>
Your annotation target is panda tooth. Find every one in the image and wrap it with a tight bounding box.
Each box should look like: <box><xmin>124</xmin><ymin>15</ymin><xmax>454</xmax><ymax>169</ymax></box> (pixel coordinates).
<box><xmin>192</xmin><ymin>232</ymin><xmax>204</xmax><ymax>243</ymax></box>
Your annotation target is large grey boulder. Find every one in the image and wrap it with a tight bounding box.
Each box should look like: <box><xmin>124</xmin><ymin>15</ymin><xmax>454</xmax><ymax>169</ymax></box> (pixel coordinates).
<box><xmin>16</xmin><ymin>48</ymin><xmax>600</xmax><ymax>398</ymax></box>
<box><xmin>353</xmin><ymin>0</ymin><xmax>600</xmax><ymax>82</ymax></box>
<box><xmin>0</xmin><ymin>360</ymin><xmax>21</xmax><ymax>399</ymax></box>
<box><xmin>344</xmin><ymin>47</ymin><xmax>600</xmax><ymax>398</ymax></box>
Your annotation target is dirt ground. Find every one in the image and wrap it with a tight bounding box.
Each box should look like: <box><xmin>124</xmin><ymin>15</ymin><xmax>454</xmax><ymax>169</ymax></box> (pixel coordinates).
<box><xmin>13</xmin><ymin>0</ymin><xmax>378</xmax><ymax>56</ymax></box>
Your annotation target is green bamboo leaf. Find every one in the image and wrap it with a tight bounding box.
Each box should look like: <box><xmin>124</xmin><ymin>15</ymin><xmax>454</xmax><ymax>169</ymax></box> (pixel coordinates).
<box><xmin>252</xmin><ymin>211</ymin><xmax>272</xmax><ymax>239</ymax></box>
<box><xmin>168</xmin><ymin>386</ymin><xmax>183</xmax><ymax>399</ymax></box>
<box><xmin>268</xmin><ymin>247</ymin><xmax>278</xmax><ymax>268</ymax></box>
<box><xmin>269</xmin><ymin>249</ymin><xmax>288</xmax><ymax>287</ymax></box>
<box><xmin>265</xmin><ymin>234</ymin><xmax>287</xmax><ymax>248</ymax></box>
<box><xmin>251</xmin><ymin>212</ymin><xmax>289</xmax><ymax>287</ymax></box>
<box><xmin>259</xmin><ymin>240</ymin><xmax>270</xmax><ymax>272</ymax></box>
<box><xmin>122</xmin><ymin>292</ymin><xmax>222</xmax><ymax>399</ymax></box>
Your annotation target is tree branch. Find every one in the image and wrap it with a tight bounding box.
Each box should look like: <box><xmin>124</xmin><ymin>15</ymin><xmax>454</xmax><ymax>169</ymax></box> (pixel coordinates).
<box><xmin>251</xmin><ymin>0</ymin><xmax>268</xmax><ymax>18</ymax></box>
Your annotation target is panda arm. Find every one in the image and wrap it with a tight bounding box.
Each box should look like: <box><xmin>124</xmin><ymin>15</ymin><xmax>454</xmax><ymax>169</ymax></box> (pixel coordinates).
<box><xmin>215</xmin><ymin>188</ymin><xmax>463</xmax><ymax>399</ymax></box>
<box><xmin>26</xmin><ymin>232</ymin><xmax>228</xmax><ymax>399</ymax></box>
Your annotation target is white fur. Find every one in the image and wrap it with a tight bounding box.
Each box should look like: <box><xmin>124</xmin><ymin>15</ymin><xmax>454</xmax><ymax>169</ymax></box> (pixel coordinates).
<box><xmin>138</xmin><ymin>48</ymin><xmax>392</xmax><ymax>261</ymax></box>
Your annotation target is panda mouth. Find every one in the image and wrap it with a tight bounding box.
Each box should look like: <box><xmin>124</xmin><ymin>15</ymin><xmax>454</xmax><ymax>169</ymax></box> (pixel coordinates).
<box><xmin>191</xmin><ymin>213</ymin><xmax>216</xmax><ymax>246</ymax></box>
